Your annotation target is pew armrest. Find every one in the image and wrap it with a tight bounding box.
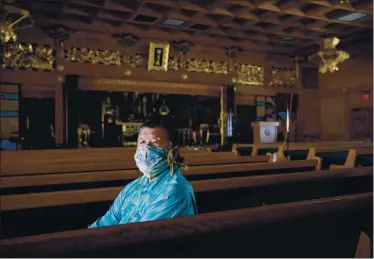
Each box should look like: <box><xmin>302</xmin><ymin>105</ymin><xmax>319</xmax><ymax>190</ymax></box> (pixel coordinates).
<box><xmin>251</xmin><ymin>145</ymin><xmax>258</xmax><ymax>156</ymax></box>
<box><xmin>233</xmin><ymin>150</ymin><xmax>240</xmax><ymax>156</ymax></box>
<box><xmin>265</xmin><ymin>152</ymin><xmax>273</xmax><ymax>162</ymax></box>
<box><xmin>307</xmin><ymin>156</ymin><xmax>322</xmax><ymax>171</ymax></box>
<box><xmin>231</xmin><ymin>143</ymin><xmax>238</xmax><ymax>153</ymax></box>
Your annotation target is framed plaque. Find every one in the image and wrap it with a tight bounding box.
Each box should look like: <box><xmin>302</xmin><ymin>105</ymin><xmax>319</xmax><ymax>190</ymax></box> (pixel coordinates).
<box><xmin>148</xmin><ymin>41</ymin><xmax>170</xmax><ymax>72</ymax></box>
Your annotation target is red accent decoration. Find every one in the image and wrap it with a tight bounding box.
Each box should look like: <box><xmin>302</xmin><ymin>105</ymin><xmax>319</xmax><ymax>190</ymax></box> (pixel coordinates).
<box><xmin>363</xmin><ymin>93</ymin><xmax>370</xmax><ymax>100</ymax></box>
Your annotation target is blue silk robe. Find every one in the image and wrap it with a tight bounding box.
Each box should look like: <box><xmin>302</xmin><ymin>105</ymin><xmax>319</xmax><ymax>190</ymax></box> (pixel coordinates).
<box><xmin>89</xmin><ymin>169</ymin><xmax>197</xmax><ymax>228</ymax></box>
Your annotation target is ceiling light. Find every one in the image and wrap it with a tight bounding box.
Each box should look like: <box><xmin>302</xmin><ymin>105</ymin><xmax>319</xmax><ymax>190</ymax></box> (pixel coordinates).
<box><xmin>161</xmin><ymin>18</ymin><xmax>186</xmax><ymax>26</ymax></box>
<box><xmin>337</xmin><ymin>12</ymin><xmax>367</xmax><ymax>22</ymax></box>
<box><xmin>279</xmin><ymin>36</ymin><xmax>294</xmax><ymax>41</ymax></box>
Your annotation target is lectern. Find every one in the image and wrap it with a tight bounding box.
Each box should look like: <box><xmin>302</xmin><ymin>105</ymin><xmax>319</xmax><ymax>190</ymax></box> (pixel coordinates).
<box><xmin>251</xmin><ymin>121</ymin><xmax>280</xmax><ymax>144</ymax></box>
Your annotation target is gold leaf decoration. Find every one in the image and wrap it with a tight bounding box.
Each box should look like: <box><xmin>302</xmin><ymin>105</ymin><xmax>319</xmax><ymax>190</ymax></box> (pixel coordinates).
<box><xmin>1</xmin><ymin>43</ymin><xmax>55</xmax><ymax>70</ymax></box>
<box><xmin>65</xmin><ymin>47</ymin><xmax>122</xmax><ymax>66</ymax></box>
<box><xmin>268</xmin><ymin>67</ymin><xmax>296</xmax><ymax>88</ymax></box>
<box><xmin>236</xmin><ymin>64</ymin><xmax>264</xmax><ymax>86</ymax></box>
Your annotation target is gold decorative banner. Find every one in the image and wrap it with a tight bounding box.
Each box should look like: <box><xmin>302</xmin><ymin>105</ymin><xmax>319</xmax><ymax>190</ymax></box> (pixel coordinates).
<box><xmin>268</xmin><ymin>67</ymin><xmax>296</xmax><ymax>88</ymax></box>
<box><xmin>1</xmin><ymin>43</ymin><xmax>55</xmax><ymax>71</ymax></box>
<box><xmin>168</xmin><ymin>57</ymin><xmax>264</xmax><ymax>85</ymax></box>
<box><xmin>65</xmin><ymin>47</ymin><xmax>121</xmax><ymax>66</ymax></box>
<box><xmin>148</xmin><ymin>41</ymin><xmax>170</xmax><ymax>72</ymax></box>
<box><xmin>235</xmin><ymin>64</ymin><xmax>264</xmax><ymax>86</ymax></box>
<box><xmin>0</xmin><ymin>42</ymin><xmax>264</xmax><ymax>85</ymax></box>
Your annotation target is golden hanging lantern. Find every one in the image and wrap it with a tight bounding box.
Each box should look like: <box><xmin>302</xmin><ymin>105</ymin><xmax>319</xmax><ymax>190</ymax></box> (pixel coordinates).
<box><xmin>0</xmin><ymin>5</ymin><xmax>34</xmax><ymax>44</ymax></box>
<box><xmin>317</xmin><ymin>37</ymin><xmax>349</xmax><ymax>74</ymax></box>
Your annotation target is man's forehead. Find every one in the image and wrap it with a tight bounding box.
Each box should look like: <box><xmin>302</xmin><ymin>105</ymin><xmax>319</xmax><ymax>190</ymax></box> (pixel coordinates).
<box><xmin>139</xmin><ymin>127</ymin><xmax>167</xmax><ymax>138</ymax></box>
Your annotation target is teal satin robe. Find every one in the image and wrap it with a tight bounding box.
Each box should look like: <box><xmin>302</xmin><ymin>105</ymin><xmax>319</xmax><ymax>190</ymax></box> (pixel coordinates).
<box><xmin>89</xmin><ymin>169</ymin><xmax>197</xmax><ymax>228</ymax></box>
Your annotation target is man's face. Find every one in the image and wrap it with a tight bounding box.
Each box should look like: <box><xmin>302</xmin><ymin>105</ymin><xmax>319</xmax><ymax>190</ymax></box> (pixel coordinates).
<box><xmin>137</xmin><ymin>127</ymin><xmax>170</xmax><ymax>149</ymax></box>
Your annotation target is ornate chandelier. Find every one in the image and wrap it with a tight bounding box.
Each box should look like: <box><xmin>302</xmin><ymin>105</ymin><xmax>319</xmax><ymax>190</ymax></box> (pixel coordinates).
<box><xmin>0</xmin><ymin>5</ymin><xmax>33</xmax><ymax>44</ymax></box>
<box><xmin>318</xmin><ymin>37</ymin><xmax>349</xmax><ymax>73</ymax></box>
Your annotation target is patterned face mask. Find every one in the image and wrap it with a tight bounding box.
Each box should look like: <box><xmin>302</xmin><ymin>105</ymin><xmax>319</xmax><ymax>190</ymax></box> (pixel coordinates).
<box><xmin>134</xmin><ymin>145</ymin><xmax>170</xmax><ymax>178</ymax></box>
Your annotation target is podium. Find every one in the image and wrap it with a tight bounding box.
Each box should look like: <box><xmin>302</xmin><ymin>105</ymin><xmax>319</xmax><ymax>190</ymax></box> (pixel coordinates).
<box><xmin>251</xmin><ymin>121</ymin><xmax>280</xmax><ymax>144</ymax></box>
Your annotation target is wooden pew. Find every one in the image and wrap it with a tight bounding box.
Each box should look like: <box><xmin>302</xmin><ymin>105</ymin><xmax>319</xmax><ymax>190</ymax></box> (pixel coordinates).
<box><xmin>330</xmin><ymin>149</ymin><xmax>357</xmax><ymax>170</ymax></box>
<box><xmin>1</xmin><ymin>149</ymin><xmax>240</xmax><ymax>175</ymax></box>
<box><xmin>233</xmin><ymin>142</ymin><xmax>373</xmax><ymax>169</ymax></box>
<box><xmin>1</xmin><ymin>160</ymin><xmax>317</xmax><ymax>192</ymax></box>
<box><xmin>1</xmin><ymin>167</ymin><xmax>371</xmax><ymax>238</ymax></box>
<box><xmin>232</xmin><ymin>141</ymin><xmax>372</xmax><ymax>156</ymax></box>
<box><xmin>0</xmin><ymin>193</ymin><xmax>371</xmax><ymax>257</ymax></box>
<box><xmin>0</xmin><ymin>146</ymin><xmax>216</xmax><ymax>164</ymax></box>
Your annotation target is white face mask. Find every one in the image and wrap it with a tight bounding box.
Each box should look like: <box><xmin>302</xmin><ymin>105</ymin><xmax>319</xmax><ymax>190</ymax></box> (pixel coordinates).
<box><xmin>134</xmin><ymin>145</ymin><xmax>170</xmax><ymax>178</ymax></box>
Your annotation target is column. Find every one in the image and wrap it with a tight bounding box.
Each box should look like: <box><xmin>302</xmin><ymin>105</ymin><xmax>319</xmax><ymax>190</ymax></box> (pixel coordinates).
<box><xmin>54</xmin><ymin>83</ymin><xmax>64</xmax><ymax>145</ymax></box>
<box><xmin>220</xmin><ymin>86</ymin><xmax>227</xmax><ymax>146</ymax></box>
<box><xmin>63</xmin><ymin>75</ymin><xmax>79</xmax><ymax>147</ymax></box>
<box><xmin>226</xmin><ymin>85</ymin><xmax>236</xmax><ymax>144</ymax></box>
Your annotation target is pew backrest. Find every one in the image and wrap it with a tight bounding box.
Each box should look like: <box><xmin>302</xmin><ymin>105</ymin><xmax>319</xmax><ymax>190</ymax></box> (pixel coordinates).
<box><xmin>233</xmin><ymin>142</ymin><xmax>373</xmax><ymax>155</ymax></box>
<box><xmin>0</xmin><ymin>192</ymin><xmax>371</xmax><ymax>257</ymax></box>
<box><xmin>0</xmin><ymin>150</ymin><xmax>240</xmax><ymax>175</ymax></box>
<box><xmin>3</xmin><ymin>162</ymin><xmax>369</xmax><ymax>212</ymax></box>
<box><xmin>0</xmin><ymin>159</ymin><xmax>317</xmax><ymax>189</ymax></box>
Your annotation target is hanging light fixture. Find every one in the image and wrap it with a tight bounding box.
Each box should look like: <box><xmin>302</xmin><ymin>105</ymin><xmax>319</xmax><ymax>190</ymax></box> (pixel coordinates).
<box><xmin>318</xmin><ymin>37</ymin><xmax>349</xmax><ymax>74</ymax></box>
<box><xmin>0</xmin><ymin>5</ymin><xmax>34</xmax><ymax>44</ymax></box>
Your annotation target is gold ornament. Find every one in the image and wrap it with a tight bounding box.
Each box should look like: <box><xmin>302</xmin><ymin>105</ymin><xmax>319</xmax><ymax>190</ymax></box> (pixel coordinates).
<box><xmin>317</xmin><ymin>37</ymin><xmax>349</xmax><ymax>74</ymax></box>
<box><xmin>57</xmin><ymin>76</ymin><xmax>64</xmax><ymax>82</ymax></box>
<box><xmin>232</xmin><ymin>77</ymin><xmax>237</xmax><ymax>83</ymax></box>
<box><xmin>0</xmin><ymin>6</ymin><xmax>33</xmax><ymax>44</ymax></box>
<box><xmin>66</xmin><ymin>47</ymin><xmax>121</xmax><ymax>66</ymax></box>
<box><xmin>181</xmin><ymin>73</ymin><xmax>188</xmax><ymax>80</ymax></box>
<box><xmin>57</xmin><ymin>65</ymin><xmax>64</xmax><ymax>71</ymax></box>
<box><xmin>1</xmin><ymin>43</ymin><xmax>55</xmax><ymax>70</ymax></box>
<box><xmin>124</xmin><ymin>69</ymin><xmax>132</xmax><ymax>76</ymax></box>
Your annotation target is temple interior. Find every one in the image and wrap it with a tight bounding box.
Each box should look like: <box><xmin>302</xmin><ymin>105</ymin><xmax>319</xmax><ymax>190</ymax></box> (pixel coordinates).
<box><xmin>0</xmin><ymin>0</ymin><xmax>373</xmax><ymax>257</ymax></box>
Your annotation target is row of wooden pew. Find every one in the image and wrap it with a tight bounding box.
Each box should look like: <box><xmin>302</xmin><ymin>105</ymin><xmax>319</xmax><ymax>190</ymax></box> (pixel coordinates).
<box><xmin>0</xmin><ymin>143</ymin><xmax>372</xmax><ymax>257</ymax></box>
<box><xmin>1</xmin><ymin>141</ymin><xmax>372</xmax><ymax>174</ymax></box>
<box><xmin>233</xmin><ymin>143</ymin><xmax>372</xmax><ymax>168</ymax></box>
<box><xmin>0</xmin><ymin>191</ymin><xmax>372</xmax><ymax>257</ymax></box>
<box><xmin>1</xmin><ymin>160</ymin><xmax>372</xmax><ymax>238</ymax></box>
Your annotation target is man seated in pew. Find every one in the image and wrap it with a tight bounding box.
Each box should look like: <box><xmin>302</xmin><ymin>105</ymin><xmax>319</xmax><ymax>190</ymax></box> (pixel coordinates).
<box><xmin>89</xmin><ymin>120</ymin><xmax>198</xmax><ymax>228</ymax></box>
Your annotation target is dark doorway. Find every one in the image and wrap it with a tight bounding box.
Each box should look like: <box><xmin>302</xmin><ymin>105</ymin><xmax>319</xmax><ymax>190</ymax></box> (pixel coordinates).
<box><xmin>236</xmin><ymin>105</ymin><xmax>256</xmax><ymax>143</ymax></box>
<box><xmin>21</xmin><ymin>98</ymin><xmax>55</xmax><ymax>149</ymax></box>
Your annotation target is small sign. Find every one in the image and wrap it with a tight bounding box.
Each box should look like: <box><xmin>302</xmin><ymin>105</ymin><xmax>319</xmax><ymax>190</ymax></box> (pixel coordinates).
<box><xmin>362</xmin><ymin>91</ymin><xmax>370</xmax><ymax>100</ymax></box>
<box><xmin>148</xmin><ymin>41</ymin><xmax>170</xmax><ymax>72</ymax></box>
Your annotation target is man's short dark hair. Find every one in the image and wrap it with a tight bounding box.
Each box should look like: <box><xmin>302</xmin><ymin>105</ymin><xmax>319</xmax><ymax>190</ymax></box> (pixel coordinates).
<box><xmin>139</xmin><ymin>120</ymin><xmax>184</xmax><ymax>163</ymax></box>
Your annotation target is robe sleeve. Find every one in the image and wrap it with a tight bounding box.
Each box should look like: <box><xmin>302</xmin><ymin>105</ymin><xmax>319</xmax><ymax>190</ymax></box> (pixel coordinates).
<box><xmin>88</xmin><ymin>188</ymin><xmax>126</xmax><ymax>228</ymax></box>
<box><xmin>140</xmin><ymin>185</ymin><xmax>194</xmax><ymax>222</ymax></box>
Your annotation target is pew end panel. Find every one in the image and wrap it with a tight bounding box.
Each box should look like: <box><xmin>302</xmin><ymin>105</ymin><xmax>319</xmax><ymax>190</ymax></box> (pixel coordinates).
<box><xmin>306</xmin><ymin>148</ymin><xmax>322</xmax><ymax>171</ymax></box>
<box><xmin>265</xmin><ymin>152</ymin><xmax>273</xmax><ymax>162</ymax></box>
<box><xmin>330</xmin><ymin>149</ymin><xmax>357</xmax><ymax>170</ymax></box>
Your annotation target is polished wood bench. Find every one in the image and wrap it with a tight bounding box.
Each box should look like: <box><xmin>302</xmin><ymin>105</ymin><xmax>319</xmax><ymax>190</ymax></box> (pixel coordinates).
<box><xmin>1</xmin><ymin>160</ymin><xmax>317</xmax><ymax>192</ymax></box>
<box><xmin>0</xmin><ymin>192</ymin><xmax>371</xmax><ymax>257</ymax></box>
<box><xmin>1</xmin><ymin>149</ymin><xmax>239</xmax><ymax>175</ymax></box>
<box><xmin>1</xmin><ymin>167</ymin><xmax>371</xmax><ymax>238</ymax></box>
<box><xmin>233</xmin><ymin>143</ymin><xmax>373</xmax><ymax>169</ymax></box>
<box><xmin>232</xmin><ymin>141</ymin><xmax>372</xmax><ymax>155</ymax></box>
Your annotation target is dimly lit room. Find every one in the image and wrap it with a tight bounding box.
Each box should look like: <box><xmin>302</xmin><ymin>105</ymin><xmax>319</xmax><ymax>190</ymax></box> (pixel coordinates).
<box><xmin>0</xmin><ymin>0</ymin><xmax>373</xmax><ymax>257</ymax></box>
